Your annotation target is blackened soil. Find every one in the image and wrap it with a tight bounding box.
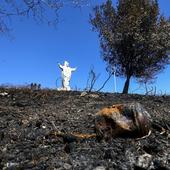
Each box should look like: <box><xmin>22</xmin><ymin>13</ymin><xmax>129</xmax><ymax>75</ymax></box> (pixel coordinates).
<box><xmin>0</xmin><ymin>88</ymin><xmax>170</xmax><ymax>170</ymax></box>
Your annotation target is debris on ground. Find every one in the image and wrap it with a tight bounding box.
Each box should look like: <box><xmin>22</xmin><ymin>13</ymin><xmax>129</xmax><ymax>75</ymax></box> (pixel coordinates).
<box><xmin>95</xmin><ymin>102</ymin><xmax>152</xmax><ymax>140</ymax></box>
<box><xmin>0</xmin><ymin>88</ymin><xmax>170</xmax><ymax>169</ymax></box>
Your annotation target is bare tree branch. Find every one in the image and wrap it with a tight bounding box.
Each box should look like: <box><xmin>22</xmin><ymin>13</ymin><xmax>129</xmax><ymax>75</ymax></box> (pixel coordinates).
<box><xmin>0</xmin><ymin>0</ymin><xmax>89</xmax><ymax>34</ymax></box>
<box><xmin>85</xmin><ymin>66</ymin><xmax>100</xmax><ymax>92</ymax></box>
<box><xmin>97</xmin><ymin>72</ymin><xmax>112</xmax><ymax>92</ymax></box>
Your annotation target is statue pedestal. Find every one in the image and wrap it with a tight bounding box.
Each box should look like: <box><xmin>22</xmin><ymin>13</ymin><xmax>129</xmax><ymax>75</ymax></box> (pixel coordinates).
<box><xmin>57</xmin><ymin>87</ymin><xmax>70</xmax><ymax>91</ymax></box>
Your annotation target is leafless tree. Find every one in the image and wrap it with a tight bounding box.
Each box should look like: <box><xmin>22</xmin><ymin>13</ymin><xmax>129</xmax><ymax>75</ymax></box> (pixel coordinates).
<box><xmin>85</xmin><ymin>66</ymin><xmax>100</xmax><ymax>92</ymax></box>
<box><xmin>85</xmin><ymin>66</ymin><xmax>114</xmax><ymax>92</ymax></box>
<box><xmin>0</xmin><ymin>0</ymin><xmax>89</xmax><ymax>34</ymax></box>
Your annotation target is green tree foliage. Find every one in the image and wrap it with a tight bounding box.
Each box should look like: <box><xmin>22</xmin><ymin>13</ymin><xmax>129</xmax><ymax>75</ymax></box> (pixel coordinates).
<box><xmin>90</xmin><ymin>0</ymin><xmax>170</xmax><ymax>94</ymax></box>
<box><xmin>0</xmin><ymin>0</ymin><xmax>87</xmax><ymax>34</ymax></box>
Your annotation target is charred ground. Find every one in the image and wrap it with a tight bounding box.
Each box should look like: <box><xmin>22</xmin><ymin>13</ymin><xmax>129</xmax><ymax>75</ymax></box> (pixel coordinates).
<box><xmin>0</xmin><ymin>88</ymin><xmax>170</xmax><ymax>170</ymax></box>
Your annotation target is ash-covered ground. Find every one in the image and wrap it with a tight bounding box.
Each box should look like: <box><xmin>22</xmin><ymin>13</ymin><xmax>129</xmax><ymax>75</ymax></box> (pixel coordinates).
<box><xmin>0</xmin><ymin>88</ymin><xmax>170</xmax><ymax>170</ymax></box>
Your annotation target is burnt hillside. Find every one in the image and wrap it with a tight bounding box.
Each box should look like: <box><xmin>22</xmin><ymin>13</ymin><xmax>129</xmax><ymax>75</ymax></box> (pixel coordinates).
<box><xmin>0</xmin><ymin>88</ymin><xmax>170</xmax><ymax>170</ymax></box>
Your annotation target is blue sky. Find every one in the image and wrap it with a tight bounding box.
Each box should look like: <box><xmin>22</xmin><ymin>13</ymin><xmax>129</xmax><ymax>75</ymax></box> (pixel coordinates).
<box><xmin>0</xmin><ymin>0</ymin><xmax>169</xmax><ymax>94</ymax></box>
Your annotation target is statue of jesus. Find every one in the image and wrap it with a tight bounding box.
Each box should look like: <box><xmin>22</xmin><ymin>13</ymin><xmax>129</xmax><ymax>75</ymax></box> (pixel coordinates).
<box><xmin>58</xmin><ymin>61</ymin><xmax>77</xmax><ymax>91</ymax></box>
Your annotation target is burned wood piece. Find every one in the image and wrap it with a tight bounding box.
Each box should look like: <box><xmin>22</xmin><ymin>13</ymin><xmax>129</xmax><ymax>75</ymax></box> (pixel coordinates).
<box><xmin>47</xmin><ymin>131</ymin><xmax>96</xmax><ymax>143</ymax></box>
<box><xmin>47</xmin><ymin>103</ymin><xmax>151</xmax><ymax>142</ymax></box>
<box><xmin>95</xmin><ymin>102</ymin><xmax>152</xmax><ymax>139</ymax></box>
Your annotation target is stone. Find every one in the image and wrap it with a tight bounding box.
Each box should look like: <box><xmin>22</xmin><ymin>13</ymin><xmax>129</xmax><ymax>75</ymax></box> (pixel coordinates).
<box><xmin>0</xmin><ymin>92</ymin><xmax>8</xmax><ymax>96</ymax></box>
<box><xmin>93</xmin><ymin>166</ymin><xmax>106</xmax><ymax>170</ymax></box>
<box><xmin>80</xmin><ymin>91</ymin><xmax>88</xmax><ymax>97</ymax></box>
<box><xmin>136</xmin><ymin>153</ymin><xmax>152</xmax><ymax>169</ymax></box>
<box><xmin>80</xmin><ymin>92</ymin><xmax>99</xmax><ymax>98</ymax></box>
<box><xmin>89</xmin><ymin>94</ymin><xmax>99</xmax><ymax>98</ymax></box>
<box><xmin>95</xmin><ymin>102</ymin><xmax>152</xmax><ymax>139</ymax></box>
<box><xmin>63</xmin><ymin>163</ymin><xmax>72</xmax><ymax>170</ymax></box>
<box><xmin>6</xmin><ymin>162</ymin><xmax>19</xmax><ymax>168</ymax></box>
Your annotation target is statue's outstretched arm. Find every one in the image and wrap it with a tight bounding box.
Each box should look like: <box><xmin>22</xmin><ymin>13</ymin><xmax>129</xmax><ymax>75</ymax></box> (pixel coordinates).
<box><xmin>58</xmin><ymin>63</ymin><xmax>63</xmax><ymax>70</ymax></box>
<box><xmin>71</xmin><ymin>67</ymin><xmax>77</xmax><ymax>72</ymax></box>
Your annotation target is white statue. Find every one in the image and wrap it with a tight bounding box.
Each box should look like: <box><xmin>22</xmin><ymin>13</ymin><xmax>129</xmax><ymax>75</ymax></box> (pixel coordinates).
<box><xmin>58</xmin><ymin>61</ymin><xmax>77</xmax><ymax>91</ymax></box>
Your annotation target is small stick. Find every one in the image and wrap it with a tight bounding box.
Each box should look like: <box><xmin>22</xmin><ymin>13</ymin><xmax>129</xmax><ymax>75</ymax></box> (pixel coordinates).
<box><xmin>135</xmin><ymin>130</ymin><xmax>152</xmax><ymax>141</ymax></box>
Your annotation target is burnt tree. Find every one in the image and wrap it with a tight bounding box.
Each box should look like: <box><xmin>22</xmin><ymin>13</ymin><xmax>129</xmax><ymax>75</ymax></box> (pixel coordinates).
<box><xmin>90</xmin><ymin>0</ymin><xmax>170</xmax><ymax>94</ymax></box>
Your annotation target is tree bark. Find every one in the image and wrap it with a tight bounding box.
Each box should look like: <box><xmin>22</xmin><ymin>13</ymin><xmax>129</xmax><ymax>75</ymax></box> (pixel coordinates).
<box><xmin>122</xmin><ymin>75</ymin><xmax>131</xmax><ymax>94</ymax></box>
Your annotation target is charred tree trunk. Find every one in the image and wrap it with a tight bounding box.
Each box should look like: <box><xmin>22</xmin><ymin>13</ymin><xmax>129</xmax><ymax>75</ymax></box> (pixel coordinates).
<box><xmin>122</xmin><ymin>75</ymin><xmax>131</xmax><ymax>94</ymax></box>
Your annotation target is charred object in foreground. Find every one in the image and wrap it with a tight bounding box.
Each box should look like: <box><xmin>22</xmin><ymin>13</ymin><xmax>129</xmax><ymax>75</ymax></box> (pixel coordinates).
<box><xmin>95</xmin><ymin>102</ymin><xmax>152</xmax><ymax>140</ymax></box>
<box><xmin>50</xmin><ymin>103</ymin><xmax>152</xmax><ymax>141</ymax></box>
